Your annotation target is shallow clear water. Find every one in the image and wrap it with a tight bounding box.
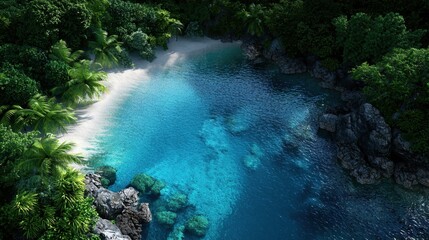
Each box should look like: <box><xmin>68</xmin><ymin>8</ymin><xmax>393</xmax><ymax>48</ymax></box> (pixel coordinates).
<box><xmin>89</xmin><ymin>45</ymin><xmax>429</xmax><ymax>239</ymax></box>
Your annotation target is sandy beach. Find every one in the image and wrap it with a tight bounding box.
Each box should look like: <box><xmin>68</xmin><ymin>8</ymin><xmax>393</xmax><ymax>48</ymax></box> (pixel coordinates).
<box><xmin>59</xmin><ymin>37</ymin><xmax>239</xmax><ymax>160</ymax></box>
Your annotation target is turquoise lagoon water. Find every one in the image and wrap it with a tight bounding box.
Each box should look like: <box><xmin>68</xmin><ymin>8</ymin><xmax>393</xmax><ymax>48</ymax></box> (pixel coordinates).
<box><xmin>89</xmin><ymin>44</ymin><xmax>429</xmax><ymax>239</ymax></box>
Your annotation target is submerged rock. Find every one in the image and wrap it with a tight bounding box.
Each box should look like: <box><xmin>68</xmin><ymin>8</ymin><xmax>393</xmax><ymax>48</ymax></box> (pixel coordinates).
<box><xmin>93</xmin><ymin>218</ymin><xmax>131</xmax><ymax>240</ymax></box>
<box><xmin>167</xmin><ymin>225</ymin><xmax>185</xmax><ymax>240</ymax></box>
<box><xmin>243</xmin><ymin>143</ymin><xmax>264</xmax><ymax>170</ymax></box>
<box><xmin>166</xmin><ymin>193</ymin><xmax>188</xmax><ymax>212</ymax></box>
<box><xmin>275</xmin><ymin>55</ymin><xmax>307</xmax><ymax>74</ymax></box>
<box><xmin>155</xmin><ymin>211</ymin><xmax>177</xmax><ymax>227</ymax></box>
<box><xmin>243</xmin><ymin>154</ymin><xmax>261</xmax><ymax>170</ymax></box>
<box><xmin>130</xmin><ymin>173</ymin><xmax>165</xmax><ymax>198</ymax></box>
<box><xmin>226</xmin><ymin>106</ymin><xmax>257</xmax><ymax>134</ymax></box>
<box><xmin>185</xmin><ymin>215</ymin><xmax>209</xmax><ymax>237</ymax></box>
<box><xmin>199</xmin><ymin>118</ymin><xmax>229</xmax><ymax>155</ymax></box>
<box><xmin>96</xmin><ymin>165</ymin><xmax>117</xmax><ymax>187</ymax></box>
<box><xmin>130</xmin><ymin>173</ymin><xmax>155</xmax><ymax>193</ymax></box>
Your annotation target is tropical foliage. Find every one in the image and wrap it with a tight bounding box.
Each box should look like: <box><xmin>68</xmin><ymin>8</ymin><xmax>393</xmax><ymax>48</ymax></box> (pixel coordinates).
<box><xmin>89</xmin><ymin>28</ymin><xmax>123</xmax><ymax>68</ymax></box>
<box><xmin>352</xmin><ymin>48</ymin><xmax>429</xmax><ymax>155</ymax></box>
<box><xmin>1</xmin><ymin>94</ymin><xmax>76</xmax><ymax>134</ymax></box>
<box><xmin>52</xmin><ymin>60</ymin><xmax>107</xmax><ymax>106</ymax></box>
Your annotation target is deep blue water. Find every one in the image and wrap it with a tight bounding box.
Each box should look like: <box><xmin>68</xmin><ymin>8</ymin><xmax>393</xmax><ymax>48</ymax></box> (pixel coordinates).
<box><xmin>89</xmin><ymin>44</ymin><xmax>429</xmax><ymax>239</ymax></box>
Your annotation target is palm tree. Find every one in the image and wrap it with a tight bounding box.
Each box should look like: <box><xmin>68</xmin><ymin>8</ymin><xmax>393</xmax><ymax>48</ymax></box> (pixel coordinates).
<box><xmin>52</xmin><ymin>60</ymin><xmax>107</xmax><ymax>106</ymax></box>
<box><xmin>0</xmin><ymin>94</ymin><xmax>76</xmax><ymax>134</ymax></box>
<box><xmin>168</xmin><ymin>19</ymin><xmax>183</xmax><ymax>41</ymax></box>
<box><xmin>20</xmin><ymin>135</ymin><xmax>83</xmax><ymax>179</ymax></box>
<box><xmin>53</xmin><ymin>168</ymin><xmax>85</xmax><ymax>210</ymax></box>
<box><xmin>237</xmin><ymin>4</ymin><xmax>266</xmax><ymax>37</ymax></box>
<box><xmin>88</xmin><ymin>28</ymin><xmax>122</xmax><ymax>68</ymax></box>
<box><xmin>49</xmin><ymin>40</ymin><xmax>83</xmax><ymax>65</ymax></box>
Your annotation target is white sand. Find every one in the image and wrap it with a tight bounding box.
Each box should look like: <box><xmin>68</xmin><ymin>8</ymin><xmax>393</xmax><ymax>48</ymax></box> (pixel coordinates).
<box><xmin>59</xmin><ymin>37</ymin><xmax>240</xmax><ymax>159</ymax></box>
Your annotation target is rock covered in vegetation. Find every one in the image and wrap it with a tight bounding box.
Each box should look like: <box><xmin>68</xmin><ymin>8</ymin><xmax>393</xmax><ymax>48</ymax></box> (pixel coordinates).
<box><xmin>130</xmin><ymin>173</ymin><xmax>165</xmax><ymax>197</ymax></box>
<box><xmin>185</xmin><ymin>215</ymin><xmax>209</xmax><ymax>237</ymax></box>
<box><xmin>93</xmin><ymin>218</ymin><xmax>131</xmax><ymax>240</ymax></box>
<box><xmin>116</xmin><ymin>203</ymin><xmax>152</xmax><ymax>240</ymax></box>
<box><xmin>95</xmin><ymin>165</ymin><xmax>117</xmax><ymax>187</ymax></box>
<box><xmin>243</xmin><ymin>143</ymin><xmax>264</xmax><ymax>170</ymax></box>
<box><xmin>167</xmin><ymin>225</ymin><xmax>185</xmax><ymax>240</ymax></box>
<box><xmin>166</xmin><ymin>193</ymin><xmax>188</xmax><ymax>212</ymax></box>
<box><xmin>155</xmin><ymin>211</ymin><xmax>177</xmax><ymax>227</ymax></box>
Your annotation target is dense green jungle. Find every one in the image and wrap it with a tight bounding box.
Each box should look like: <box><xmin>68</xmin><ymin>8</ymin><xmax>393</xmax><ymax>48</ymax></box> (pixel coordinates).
<box><xmin>0</xmin><ymin>0</ymin><xmax>428</xmax><ymax>239</ymax></box>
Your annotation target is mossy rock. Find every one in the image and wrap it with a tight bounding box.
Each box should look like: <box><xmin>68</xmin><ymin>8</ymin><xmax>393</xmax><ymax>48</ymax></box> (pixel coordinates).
<box><xmin>166</xmin><ymin>193</ymin><xmax>188</xmax><ymax>212</ymax></box>
<box><xmin>100</xmin><ymin>177</ymin><xmax>111</xmax><ymax>187</ymax></box>
<box><xmin>150</xmin><ymin>180</ymin><xmax>165</xmax><ymax>197</ymax></box>
<box><xmin>155</xmin><ymin>211</ymin><xmax>177</xmax><ymax>227</ymax></box>
<box><xmin>167</xmin><ymin>225</ymin><xmax>185</xmax><ymax>240</ymax></box>
<box><xmin>130</xmin><ymin>173</ymin><xmax>155</xmax><ymax>193</ymax></box>
<box><xmin>185</xmin><ymin>215</ymin><xmax>209</xmax><ymax>237</ymax></box>
<box><xmin>95</xmin><ymin>165</ymin><xmax>117</xmax><ymax>187</ymax></box>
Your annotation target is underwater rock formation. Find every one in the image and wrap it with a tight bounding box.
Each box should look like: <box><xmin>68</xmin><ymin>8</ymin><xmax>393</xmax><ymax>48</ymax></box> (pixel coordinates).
<box><xmin>95</xmin><ymin>165</ymin><xmax>117</xmax><ymax>187</ymax></box>
<box><xmin>199</xmin><ymin>118</ymin><xmax>229</xmax><ymax>156</ymax></box>
<box><xmin>166</xmin><ymin>193</ymin><xmax>188</xmax><ymax>212</ymax></box>
<box><xmin>130</xmin><ymin>173</ymin><xmax>165</xmax><ymax>197</ymax></box>
<box><xmin>226</xmin><ymin>106</ymin><xmax>257</xmax><ymax>134</ymax></box>
<box><xmin>155</xmin><ymin>211</ymin><xmax>177</xmax><ymax>227</ymax></box>
<box><xmin>185</xmin><ymin>215</ymin><xmax>209</xmax><ymax>237</ymax></box>
<box><xmin>243</xmin><ymin>143</ymin><xmax>264</xmax><ymax>170</ymax></box>
<box><xmin>167</xmin><ymin>225</ymin><xmax>185</xmax><ymax>240</ymax></box>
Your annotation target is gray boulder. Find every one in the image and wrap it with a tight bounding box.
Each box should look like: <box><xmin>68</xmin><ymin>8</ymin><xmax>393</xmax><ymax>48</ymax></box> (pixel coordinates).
<box><xmin>351</xmin><ymin>165</ymin><xmax>381</xmax><ymax>184</ymax></box>
<box><xmin>263</xmin><ymin>38</ymin><xmax>285</xmax><ymax>60</ymax></box>
<box><xmin>95</xmin><ymin>189</ymin><xmax>124</xmax><ymax>220</ymax></box>
<box><xmin>275</xmin><ymin>55</ymin><xmax>307</xmax><ymax>74</ymax></box>
<box><xmin>334</xmin><ymin>103</ymin><xmax>394</xmax><ymax>184</ymax></box>
<box><xmin>319</xmin><ymin>114</ymin><xmax>338</xmax><ymax>133</ymax></box>
<box><xmin>119</xmin><ymin>187</ymin><xmax>139</xmax><ymax>208</ymax></box>
<box><xmin>394</xmin><ymin>163</ymin><xmax>419</xmax><ymax>188</ymax></box>
<box><xmin>309</xmin><ymin>61</ymin><xmax>336</xmax><ymax>88</ymax></box>
<box><xmin>94</xmin><ymin>218</ymin><xmax>131</xmax><ymax>240</ymax></box>
<box><xmin>85</xmin><ymin>173</ymin><xmax>103</xmax><ymax>198</ymax></box>
<box><xmin>116</xmin><ymin>203</ymin><xmax>152</xmax><ymax>240</ymax></box>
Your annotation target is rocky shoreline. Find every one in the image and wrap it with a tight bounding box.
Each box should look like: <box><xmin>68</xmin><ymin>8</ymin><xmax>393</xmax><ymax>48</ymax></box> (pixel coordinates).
<box><xmin>85</xmin><ymin>174</ymin><xmax>152</xmax><ymax>240</ymax></box>
<box><xmin>241</xmin><ymin>38</ymin><xmax>429</xmax><ymax>188</ymax></box>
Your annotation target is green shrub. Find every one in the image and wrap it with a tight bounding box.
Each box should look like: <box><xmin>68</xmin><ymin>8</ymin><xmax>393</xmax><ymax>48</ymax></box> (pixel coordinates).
<box><xmin>43</xmin><ymin>60</ymin><xmax>71</xmax><ymax>91</ymax></box>
<box><xmin>0</xmin><ymin>65</ymin><xmax>39</xmax><ymax>106</ymax></box>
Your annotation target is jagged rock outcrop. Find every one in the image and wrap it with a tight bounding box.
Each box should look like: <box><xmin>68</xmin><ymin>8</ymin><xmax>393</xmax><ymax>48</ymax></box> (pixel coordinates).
<box><xmin>95</xmin><ymin>189</ymin><xmax>124</xmax><ymax>219</ymax></box>
<box><xmin>319</xmin><ymin>114</ymin><xmax>338</xmax><ymax>133</ymax></box>
<box><xmin>319</xmin><ymin>103</ymin><xmax>429</xmax><ymax>188</ymax></box>
<box><xmin>319</xmin><ymin>103</ymin><xmax>394</xmax><ymax>184</ymax></box>
<box><xmin>309</xmin><ymin>61</ymin><xmax>336</xmax><ymax>88</ymax></box>
<box><xmin>116</xmin><ymin>203</ymin><xmax>152</xmax><ymax>240</ymax></box>
<box><xmin>85</xmin><ymin>174</ymin><xmax>153</xmax><ymax>240</ymax></box>
<box><xmin>93</xmin><ymin>218</ymin><xmax>131</xmax><ymax>240</ymax></box>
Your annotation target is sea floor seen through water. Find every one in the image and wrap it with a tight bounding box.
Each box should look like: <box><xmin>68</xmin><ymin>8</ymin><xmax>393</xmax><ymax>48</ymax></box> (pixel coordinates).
<box><xmin>87</xmin><ymin>44</ymin><xmax>429</xmax><ymax>240</ymax></box>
